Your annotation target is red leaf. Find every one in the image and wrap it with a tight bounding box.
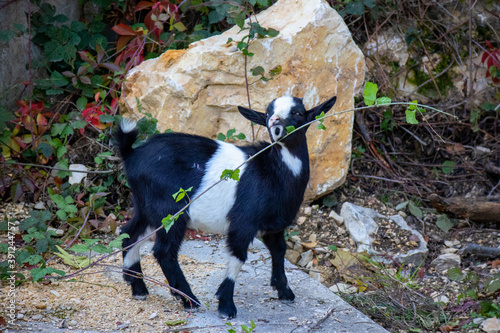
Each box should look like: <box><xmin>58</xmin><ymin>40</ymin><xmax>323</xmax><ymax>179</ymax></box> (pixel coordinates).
<box><xmin>492</xmin><ymin>259</ymin><xmax>500</xmax><ymax>269</ymax></box>
<box><xmin>135</xmin><ymin>1</ymin><xmax>154</xmax><ymax>12</ymax></box>
<box><xmin>111</xmin><ymin>23</ymin><xmax>137</xmax><ymax>36</ymax></box>
<box><xmin>116</xmin><ymin>35</ymin><xmax>134</xmax><ymax>52</ymax></box>
<box><xmin>100</xmin><ymin>62</ymin><xmax>121</xmax><ymax>73</ymax></box>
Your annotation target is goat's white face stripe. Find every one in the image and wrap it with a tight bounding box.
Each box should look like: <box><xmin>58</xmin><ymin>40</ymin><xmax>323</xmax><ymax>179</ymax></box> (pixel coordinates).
<box><xmin>268</xmin><ymin>96</ymin><xmax>295</xmax><ymax>127</ymax></box>
<box><xmin>280</xmin><ymin>145</ymin><xmax>302</xmax><ymax>177</ymax></box>
<box><xmin>188</xmin><ymin>141</ymin><xmax>247</xmax><ymax>234</ymax></box>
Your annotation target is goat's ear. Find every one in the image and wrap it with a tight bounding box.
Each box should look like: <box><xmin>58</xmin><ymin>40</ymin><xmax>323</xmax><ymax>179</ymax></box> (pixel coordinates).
<box><xmin>306</xmin><ymin>96</ymin><xmax>337</xmax><ymax>122</ymax></box>
<box><xmin>238</xmin><ymin>106</ymin><xmax>267</xmax><ymax>126</ymax></box>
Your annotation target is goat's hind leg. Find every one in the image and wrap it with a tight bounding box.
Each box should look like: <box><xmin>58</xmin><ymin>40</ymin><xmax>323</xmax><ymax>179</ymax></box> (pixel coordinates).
<box><xmin>121</xmin><ymin>217</ymin><xmax>151</xmax><ymax>300</ymax></box>
<box><xmin>153</xmin><ymin>216</ymin><xmax>200</xmax><ymax>311</ymax></box>
<box><xmin>262</xmin><ymin>231</ymin><xmax>295</xmax><ymax>302</ymax></box>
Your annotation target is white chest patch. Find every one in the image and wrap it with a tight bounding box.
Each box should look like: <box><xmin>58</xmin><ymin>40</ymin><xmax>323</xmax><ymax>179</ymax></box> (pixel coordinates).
<box><xmin>188</xmin><ymin>141</ymin><xmax>247</xmax><ymax>234</ymax></box>
<box><xmin>280</xmin><ymin>145</ymin><xmax>302</xmax><ymax>177</ymax></box>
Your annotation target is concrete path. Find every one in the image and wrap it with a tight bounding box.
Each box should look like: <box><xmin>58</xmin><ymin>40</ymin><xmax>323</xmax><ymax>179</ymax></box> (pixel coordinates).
<box><xmin>8</xmin><ymin>239</ymin><xmax>388</xmax><ymax>333</ymax></box>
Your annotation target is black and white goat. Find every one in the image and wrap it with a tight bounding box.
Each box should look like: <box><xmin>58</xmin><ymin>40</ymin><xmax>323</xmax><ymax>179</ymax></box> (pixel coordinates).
<box><xmin>114</xmin><ymin>95</ymin><xmax>337</xmax><ymax>318</ymax></box>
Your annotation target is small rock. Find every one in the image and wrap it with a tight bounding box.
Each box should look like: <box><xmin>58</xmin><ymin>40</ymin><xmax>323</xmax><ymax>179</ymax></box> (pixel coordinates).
<box><xmin>433</xmin><ymin>295</ymin><xmax>449</xmax><ymax>304</ymax></box>
<box><xmin>117</xmin><ymin>321</ymin><xmax>130</xmax><ymax>330</ymax></box>
<box><xmin>309</xmin><ymin>271</ymin><xmax>323</xmax><ymax>282</ymax></box>
<box><xmin>32</xmin><ymin>314</ymin><xmax>43</xmax><ymax>320</ymax></box>
<box><xmin>149</xmin><ymin>312</ymin><xmax>158</xmax><ymax>319</ymax></box>
<box><xmin>444</xmin><ymin>240</ymin><xmax>460</xmax><ymax>247</ymax></box>
<box><xmin>288</xmin><ymin>316</ymin><xmax>297</xmax><ymax>321</ymax></box>
<box><xmin>297</xmin><ymin>250</ymin><xmax>314</xmax><ymax>267</ymax></box>
<box><xmin>441</xmin><ymin>248</ymin><xmax>458</xmax><ymax>254</ymax></box>
<box><xmin>50</xmin><ymin>290</ymin><xmax>60</xmax><ymax>298</ymax></box>
<box><xmin>58</xmin><ymin>319</ymin><xmax>67</xmax><ymax>329</ymax></box>
<box><xmin>473</xmin><ymin>317</ymin><xmax>484</xmax><ymax>325</ymax></box>
<box><xmin>34</xmin><ymin>202</ymin><xmax>46</xmax><ymax>210</ymax></box>
<box><xmin>17</xmin><ymin>313</ymin><xmax>24</xmax><ymax>320</ymax></box>
<box><xmin>303</xmin><ymin>206</ymin><xmax>312</xmax><ymax>216</ymax></box>
<box><xmin>481</xmin><ymin>317</ymin><xmax>500</xmax><ymax>333</ymax></box>
<box><xmin>398</xmin><ymin>211</ymin><xmax>407</xmax><ymax>218</ymax></box>
<box><xmin>474</xmin><ymin>146</ymin><xmax>491</xmax><ymax>157</ymax></box>
<box><xmin>336</xmin><ymin>227</ymin><xmax>346</xmax><ymax>235</ymax></box>
<box><xmin>297</xmin><ymin>216</ymin><xmax>307</xmax><ymax>225</ymax></box>
<box><xmin>328</xmin><ymin>210</ymin><xmax>344</xmax><ymax>225</ymax></box>
<box><xmin>285</xmin><ymin>249</ymin><xmax>301</xmax><ymax>265</ymax></box>
<box><xmin>35</xmin><ymin>303</ymin><xmax>47</xmax><ymax>309</ymax></box>
<box><xmin>430</xmin><ymin>253</ymin><xmax>461</xmax><ymax>272</ymax></box>
<box><xmin>70</xmin><ymin>320</ymin><xmax>77</xmax><ymax>326</ymax></box>
<box><xmin>308</xmin><ymin>234</ymin><xmax>317</xmax><ymax>243</ymax></box>
<box><xmin>329</xmin><ymin>283</ymin><xmax>357</xmax><ymax>293</ymax></box>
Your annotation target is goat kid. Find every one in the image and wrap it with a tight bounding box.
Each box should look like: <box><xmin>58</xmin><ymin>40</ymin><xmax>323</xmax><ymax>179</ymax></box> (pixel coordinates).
<box><xmin>115</xmin><ymin>95</ymin><xmax>337</xmax><ymax>318</ymax></box>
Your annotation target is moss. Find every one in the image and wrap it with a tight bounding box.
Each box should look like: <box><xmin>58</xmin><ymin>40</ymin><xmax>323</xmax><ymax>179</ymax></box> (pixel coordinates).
<box><xmin>407</xmin><ymin>54</ymin><xmax>454</xmax><ymax>99</ymax></box>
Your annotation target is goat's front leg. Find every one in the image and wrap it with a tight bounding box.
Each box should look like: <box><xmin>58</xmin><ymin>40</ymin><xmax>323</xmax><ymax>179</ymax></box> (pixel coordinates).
<box><xmin>216</xmin><ymin>229</ymin><xmax>254</xmax><ymax>318</ymax></box>
<box><xmin>262</xmin><ymin>231</ymin><xmax>295</xmax><ymax>302</ymax></box>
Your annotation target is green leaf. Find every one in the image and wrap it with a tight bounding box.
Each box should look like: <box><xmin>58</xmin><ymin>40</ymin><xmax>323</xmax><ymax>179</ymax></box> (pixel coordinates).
<box><xmin>441</xmin><ymin>161</ymin><xmax>456</xmax><ymax>174</ymax></box>
<box><xmin>408</xmin><ymin>201</ymin><xmax>423</xmax><ymax>219</ymax></box>
<box><xmin>0</xmin><ymin>30</ymin><xmax>15</xmax><ymax>42</ymax></box>
<box><xmin>37</xmin><ymin>142</ymin><xmax>53</xmax><ymax>158</ymax></box>
<box><xmin>35</xmin><ymin>238</ymin><xmax>48</xmax><ymax>253</ymax></box>
<box><xmin>221</xmin><ymin>168</ymin><xmax>240</xmax><ymax>181</ymax></box>
<box><xmin>108</xmin><ymin>233</ymin><xmax>130</xmax><ymax>251</ymax></box>
<box><xmin>345</xmin><ymin>2</ymin><xmax>365</xmax><ymax>15</ymax></box>
<box><xmin>91</xmin><ymin>244</ymin><xmax>108</xmax><ymax>254</ymax></box>
<box><xmin>99</xmin><ymin>114</ymin><xmax>115</xmax><ymax>123</ymax></box>
<box><xmin>83</xmin><ymin>238</ymin><xmax>100</xmax><ymax>246</ymax></box>
<box><xmin>363</xmin><ymin>0</ymin><xmax>376</xmax><ymax>8</ymax></box>
<box><xmin>317</xmin><ymin>123</ymin><xmax>326</xmax><ymax>130</ymax></box>
<box><xmin>70</xmin><ymin>120</ymin><xmax>87</xmax><ymax>129</ymax></box>
<box><xmin>217</xmin><ymin>133</ymin><xmax>226</xmax><ymax>141</ymax></box>
<box><xmin>436</xmin><ymin>214</ymin><xmax>453</xmax><ymax>233</ymax></box>
<box><xmin>50</xmin><ymin>71</ymin><xmax>69</xmax><ymax>87</ymax></box>
<box><xmin>395</xmin><ymin>201</ymin><xmax>409</xmax><ymax>211</ymax></box>
<box><xmin>285</xmin><ymin>126</ymin><xmax>295</xmax><ymax>133</ymax></box>
<box><xmin>51</xmin><ymin>123</ymin><xmax>74</xmax><ymax>138</ymax></box>
<box><xmin>56</xmin><ymin>145</ymin><xmax>67</xmax><ymax>159</ymax></box>
<box><xmin>0</xmin><ymin>106</ymin><xmax>15</xmax><ymax>131</ymax></box>
<box><xmin>31</xmin><ymin>267</ymin><xmax>65</xmax><ymax>282</ymax></box>
<box><xmin>266</xmin><ymin>28</ymin><xmax>279</xmax><ymax>37</ymax></box>
<box><xmin>447</xmin><ymin>267</ymin><xmax>465</xmax><ymax>281</ymax></box>
<box><xmin>486</xmin><ymin>279</ymin><xmax>500</xmax><ymax>293</ymax></box>
<box><xmin>173</xmin><ymin>22</ymin><xmax>187</xmax><ymax>32</ymax></box>
<box><xmin>70</xmin><ymin>244</ymin><xmax>91</xmax><ymax>253</ymax></box>
<box><xmin>376</xmin><ymin>97</ymin><xmax>391</xmax><ymax>105</ymax></box>
<box><xmin>328</xmin><ymin>245</ymin><xmax>338</xmax><ymax>251</ymax></box>
<box><xmin>405</xmin><ymin>109</ymin><xmax>418</xmax><ymax>124</ymax></box>
<box><xmin>162</xmin><ymin>214</ymin><xmax>178</xmax><ymax>233</ymax></box>
<box><xmin>166</xmin><ymin>319</ymin><xmax>187</xmax><ymax>326</ymax></box>
<box><xmin>363</xmin><ymin>82</ymin><xmax>378</xmax><ymax>106</ymax></box>
<box><xmin>76</xmin><ymin>96</ymin><xmax>87</xmax><ymax>111</ymax></box>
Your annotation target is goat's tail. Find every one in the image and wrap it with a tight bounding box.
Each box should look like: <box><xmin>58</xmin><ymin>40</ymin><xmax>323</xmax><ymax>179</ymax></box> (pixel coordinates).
<box><xmin>114</xmin><ymin>119</ymin><xmax>138</xmax><ymax>160</ymax></box>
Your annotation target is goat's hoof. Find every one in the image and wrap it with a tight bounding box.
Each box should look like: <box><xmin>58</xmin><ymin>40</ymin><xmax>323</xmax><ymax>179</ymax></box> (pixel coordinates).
<box><xmin>281</xmin><ymin>298</ymin><xmax>295</xmax><ymax>304</ymax></box>
<box><xmin>218</xmin><ymin>303</ymin><xmax>237</xmax><ymax>319</ymax></box>
<box><xmin>278</xmin><ymin>288</ymin><xmax>295</xmax><ymax>302</ymax></box>
<box><xmin>133</xmin><ymin>294</ymin><xmax>148</xmax><ymax>300</ymax></box>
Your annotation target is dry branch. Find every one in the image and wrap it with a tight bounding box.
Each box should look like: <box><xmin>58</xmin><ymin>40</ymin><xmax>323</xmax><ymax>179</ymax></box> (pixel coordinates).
<box><xmin>429</xmin><ymin>194</ymin><xmax>500</xmax><ymax>223</ymax></box>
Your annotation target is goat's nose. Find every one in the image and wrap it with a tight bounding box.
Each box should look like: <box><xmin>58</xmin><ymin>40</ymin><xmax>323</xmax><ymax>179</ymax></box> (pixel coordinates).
<box><xmin>269</xmin><ymin>115</ymin><xmax>280</xmax><ymax>125</ymax></box>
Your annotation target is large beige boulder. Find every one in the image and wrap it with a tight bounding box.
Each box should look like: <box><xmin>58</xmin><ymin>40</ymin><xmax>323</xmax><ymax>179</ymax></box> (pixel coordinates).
<box><xmin>120</xmin><ymin>0</ymin><xmax>365</xmax><ymax>201</ymax></box>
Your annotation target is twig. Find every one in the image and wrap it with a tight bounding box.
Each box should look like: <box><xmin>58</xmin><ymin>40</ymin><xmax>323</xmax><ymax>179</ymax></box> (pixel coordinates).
<box><xmin>399</xmin><ymin>126</ymin><xmax>427</xmax><ymax>146</ymax></box>
<box><xmin>9</xmin><ymin>162</ymin><xmax>114</xmax><ymax>174</ymax></box>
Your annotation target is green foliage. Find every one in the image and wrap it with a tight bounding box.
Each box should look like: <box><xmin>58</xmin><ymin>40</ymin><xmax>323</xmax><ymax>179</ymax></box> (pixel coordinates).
<box><xmin>221</xmin><ymin>169</ymin><xmax>241</xmax><ymax>181</ymax></box>
<box><xmin>435</xmin><ymin>214</ymin><xmax>453</xmax><ymax>233</ymax></box>
<box><xmin>172</xmin><ymin>187</ymin><xmax>193</xmax><ymax>202</ymax></box>
<box><xmin>363</xmin><ymin>82</ymin><xmax>392</xmax><ymax>107</ymax></box>
<box><xmin>226</xmin><ymin>319</ymin><xmax>256</xmax><ymax>333</ymax></box>
<box><xmin>217</xmin><ymin>128</ymin><xmax>246</xmax><ymax>142</ymax></box>
<box><xmin>448</xmin><ymin>268</ymin><xmax>500</xmax><ymax>318</ymax></box>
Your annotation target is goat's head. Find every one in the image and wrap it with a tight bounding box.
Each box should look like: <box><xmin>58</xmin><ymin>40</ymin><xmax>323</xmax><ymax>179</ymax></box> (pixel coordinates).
<box><xmin>238</xmin><ymin>96</ymin><xmax>337</xmax><ymax>142</ymax></box>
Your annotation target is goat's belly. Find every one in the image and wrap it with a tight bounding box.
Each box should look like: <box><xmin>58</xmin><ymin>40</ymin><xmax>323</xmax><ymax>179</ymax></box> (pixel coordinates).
<box><xmin>187</xmin><ymin>141</ymin><xmax>247</xmax><ymax>235</ymax></box>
